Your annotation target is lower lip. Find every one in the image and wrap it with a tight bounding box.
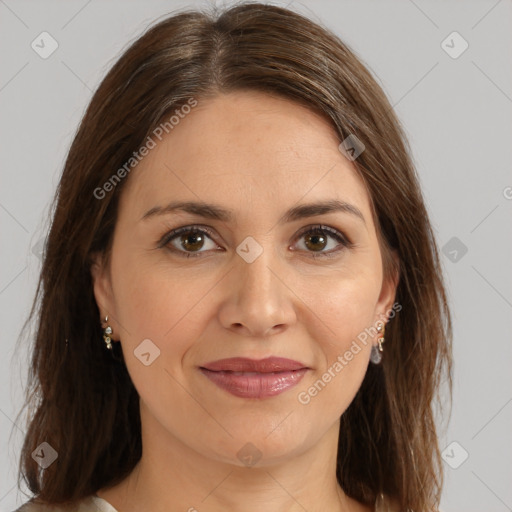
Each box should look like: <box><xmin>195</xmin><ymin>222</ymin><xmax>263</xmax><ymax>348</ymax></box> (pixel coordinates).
<box><xmin>200</xmin><ymin>368</ymin><xmax>308</xmax><ymax>398</ymax></box>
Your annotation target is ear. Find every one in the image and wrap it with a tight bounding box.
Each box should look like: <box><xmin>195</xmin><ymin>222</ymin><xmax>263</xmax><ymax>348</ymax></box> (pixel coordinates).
<box><xmin>90</xmin><ymin>251</ymin><xmax>119</xmax><ymax>341</ymax></box>
<box><xmin>374</xmin><ymin>248</ymin><xmax>400</xmax><ymax>324</ymax></box>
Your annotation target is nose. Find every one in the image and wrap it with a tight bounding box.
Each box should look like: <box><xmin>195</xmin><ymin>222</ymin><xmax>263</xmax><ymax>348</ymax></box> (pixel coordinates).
<box><xmin>217</xmin><ymin>243</ymin><xmax>297</xmax><ymax>338</ymax></box>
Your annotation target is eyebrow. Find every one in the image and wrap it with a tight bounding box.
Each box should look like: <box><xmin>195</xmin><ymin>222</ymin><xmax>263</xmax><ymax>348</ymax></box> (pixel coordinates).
<box><xmin>140</xmin><ymin>199</ymin><xmax>366</xmax><ymax>226</ymax></box>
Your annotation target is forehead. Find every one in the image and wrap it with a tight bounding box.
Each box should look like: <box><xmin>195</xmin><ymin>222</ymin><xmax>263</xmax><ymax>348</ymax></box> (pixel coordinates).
<box><xmin>118</xmin><ymin>90</ymin><xmax>372</xmax><ymax>225</ymax></box>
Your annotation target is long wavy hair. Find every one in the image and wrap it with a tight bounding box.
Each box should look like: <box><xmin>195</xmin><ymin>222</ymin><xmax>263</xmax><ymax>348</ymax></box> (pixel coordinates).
<box><xmin>13</xmin><ymin>2</ymin><xmax>452</xmax><ymax>511</ymax></box>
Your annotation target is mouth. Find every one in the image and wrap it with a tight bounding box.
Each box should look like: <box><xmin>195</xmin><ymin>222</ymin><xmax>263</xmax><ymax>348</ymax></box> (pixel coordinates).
<box><xmin>199</xmin><ymin>357</ymin><xmax>310</xmax><ymax>399</ymax></box>
<box><xmin>200</xmin><ymin>356</ymin><xmax>308</xmax><ymax>373</ymax></box>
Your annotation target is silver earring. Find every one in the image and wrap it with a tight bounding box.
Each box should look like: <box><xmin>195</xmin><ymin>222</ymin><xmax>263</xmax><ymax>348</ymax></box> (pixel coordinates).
<box><xmin>102</xmin><ymin>315</ymin><xmax>113</xmax><ymax>350</ymax></box>
<box><xmin>370</xmin><ymin>322</ymin><xmax>385</xmax><ymax>364</ymax></box>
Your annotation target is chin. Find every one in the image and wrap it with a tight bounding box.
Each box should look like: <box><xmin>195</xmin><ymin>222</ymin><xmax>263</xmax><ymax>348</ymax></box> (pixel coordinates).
<box><xmin>202</xmin><ymin>423</ymin><xmax>316</xmax><ymax>468</ymax></box>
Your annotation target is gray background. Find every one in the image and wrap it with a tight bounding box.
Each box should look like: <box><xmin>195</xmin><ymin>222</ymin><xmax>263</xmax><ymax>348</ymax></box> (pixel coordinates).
<box><xmin>1</xmin><ymin>1</ymin><xmax>511</xmax><ymax>511</ymax></box>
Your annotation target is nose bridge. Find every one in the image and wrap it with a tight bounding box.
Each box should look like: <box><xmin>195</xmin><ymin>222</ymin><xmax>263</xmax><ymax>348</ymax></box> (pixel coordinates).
<box><xmin>235</xmin><ymin>235</ymin><xmax>280</xmax><ymax>304</ymax></box>
<box><xmin>222</xmin><ymin>234</ymin><xmax>294</xmax><ymax>334</ymax></box>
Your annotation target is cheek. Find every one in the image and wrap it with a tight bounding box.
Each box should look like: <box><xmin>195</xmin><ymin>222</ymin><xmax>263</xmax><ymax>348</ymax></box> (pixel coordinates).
<box><xmin>293</xmin><ymin>273</ymin><xmax>379</xmax><ymax>414</ymax></box>
<box><xmin>109</xmin><ymin>265</ymin><xmax>225</xmax><ymax>457</ymax></box>
<box><xmin>110</xmin><ymin>250</ymin><xmax>213</xmax><ymax>364</ymax></box>
<box><xmin>333</xmin><ymin>283</ymin><xmax>378</xmax><ymax>345</ymax></box>
<box><xmin>110</xmin><ymin>259</ymin><xmax>214</xmax><ymax>416</ymax></box>
<box><xmin>303</xmin><ymin>267</ymin><xmax>380</xmax><ymax>351</ymax></box>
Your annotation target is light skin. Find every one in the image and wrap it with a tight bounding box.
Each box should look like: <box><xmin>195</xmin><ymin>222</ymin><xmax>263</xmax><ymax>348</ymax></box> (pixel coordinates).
<box><xmin>92</xmin><ymin>90</ymin><xmax>398</xmax><ymax>512</ymax></box>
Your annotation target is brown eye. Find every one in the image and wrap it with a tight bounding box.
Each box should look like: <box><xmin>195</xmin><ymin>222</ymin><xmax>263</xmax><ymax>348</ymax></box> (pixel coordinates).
<box><xmin>294</xmin><ymin>225</ymin><xmax>351</xmax><ymax>258</ymax></box>
<box><xmin>159</xmin><ymin>224</ymin><xmax>351</xmax><ymax>260</ymax></box>
<box><xmin>160</xmin><ymin>226</ymin><xmax>220</xmax><ymax>258</ymax></box>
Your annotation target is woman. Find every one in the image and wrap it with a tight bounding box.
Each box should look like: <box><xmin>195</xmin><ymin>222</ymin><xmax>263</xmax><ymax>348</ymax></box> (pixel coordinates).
<box><xmin>12</xmin><ymin>2</ymin><xmax>452</xmax><ymax>511</ymax></box>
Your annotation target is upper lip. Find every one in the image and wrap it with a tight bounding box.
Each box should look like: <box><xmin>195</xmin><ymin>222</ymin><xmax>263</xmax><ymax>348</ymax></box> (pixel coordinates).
<box><xmin>200</xmin><ymin>357</ymin><xmax>308</xmax><ymax>373</ymax></box>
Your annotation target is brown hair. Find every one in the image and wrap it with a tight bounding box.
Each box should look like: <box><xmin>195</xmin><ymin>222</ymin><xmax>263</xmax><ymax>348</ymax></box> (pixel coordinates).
<box><xmin>13</xmin><ymin>2</ymin><xmax>452</xmax><ymax>510</ymax></box>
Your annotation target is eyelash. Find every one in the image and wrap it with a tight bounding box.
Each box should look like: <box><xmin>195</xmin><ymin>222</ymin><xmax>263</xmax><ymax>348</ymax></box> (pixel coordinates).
<box><xmin>157</xmin><ymin>224</ymin><xmax>353</xmax><ymax>260</ymax></box>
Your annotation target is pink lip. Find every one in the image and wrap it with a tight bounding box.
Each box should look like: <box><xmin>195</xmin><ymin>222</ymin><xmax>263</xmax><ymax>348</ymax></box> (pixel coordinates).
<box><xmin>199</xmin><ymin>357</ymin><xmax>309</xmax><ymax>399</ymax></box>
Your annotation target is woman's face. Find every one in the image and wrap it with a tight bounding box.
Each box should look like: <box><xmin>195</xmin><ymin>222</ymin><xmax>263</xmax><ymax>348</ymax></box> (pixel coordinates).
<box><xmin>92</xmin><ymin>90</ymin><xmax>397</xmax><ymax>467</ymax></box>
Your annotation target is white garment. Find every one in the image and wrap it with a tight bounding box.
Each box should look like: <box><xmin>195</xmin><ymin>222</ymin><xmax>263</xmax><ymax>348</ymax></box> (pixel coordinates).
<box><xmin>91</xmin><ymin>496</ymin><xmax>119</xmax><ymax>512</ymax></box>
<box><xmin>13</xmin><ymin>494</ymin><xmax>118</xmax><ymax>512</ymax></box>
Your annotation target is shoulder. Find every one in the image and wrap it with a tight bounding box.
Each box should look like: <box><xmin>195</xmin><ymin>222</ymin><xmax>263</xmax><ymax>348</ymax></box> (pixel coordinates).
<box><xmin>13</xmin><ymin>494</ymin><xmax>117</xmax><ymax>512</ymax></box>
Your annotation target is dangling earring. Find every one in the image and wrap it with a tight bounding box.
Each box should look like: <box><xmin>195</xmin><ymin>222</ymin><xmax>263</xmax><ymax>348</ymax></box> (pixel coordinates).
<box><xmin>370</xmin><ymin>321</ymin><xmax>385</xmax><ymax>364</ymax></box>
<box><xmin>102</xmin><ymin>315</ymin><xmax>113</xmax><ymax>350</ymax></box>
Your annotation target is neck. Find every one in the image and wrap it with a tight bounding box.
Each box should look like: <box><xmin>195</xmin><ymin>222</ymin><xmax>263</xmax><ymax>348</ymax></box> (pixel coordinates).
<box><xmin>96</xmin><ymin>403</ymin><xmax>371</xmax><ymax>512</ymax></box>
